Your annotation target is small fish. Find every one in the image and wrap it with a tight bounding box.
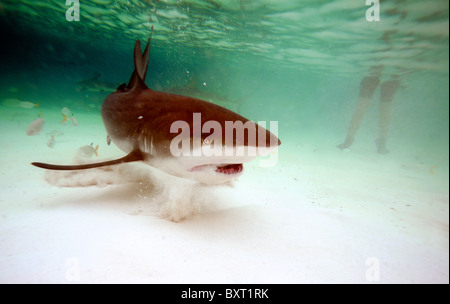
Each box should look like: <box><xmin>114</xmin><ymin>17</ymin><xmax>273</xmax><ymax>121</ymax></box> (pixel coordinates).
<box><xmin>61</xmin><ymin>113</ymin><xmax>78</xmax><ymax>126</ymax></box>
<box><xmin>47</xmin><ymin>135</ymin><xmax>55</xmax><ymax>148</ymax></box>
<box><xmin>27</xmin><ymin>118</ymin><xmax>45</xmax><ymax>136</ymax></box>
<box><xmin>61</xmin><ymin>107</ymin><xmax>72</xmax><ymax>116</ymax></box>
<box><xmin>106</xmin><ymin>135</ymin><xmax>111</xmax><ymax>145</ymax></box>
<box><xmin>2</xmin><ymin>98</ymin><xmax>39</xmax><ymax>109</ymax></box>
<box><xmin>61</xmin><ymin>107</ymin><xmax>78</xmax><ymax>126</ymax></box>
<box><xmin>78</xmin><ymin>143</ymin><xmax>99</xmax><ymax>158</ymax></box>
<box><xmin>19</xmin><ymin>101</ymin><xmax>40</xmax><ymax>109</ymax></box>
<box><xmin>76</xmin><ymin>73</ymin><xmax>117</xmax><ymax>93</ymax></box>
<box><xmin>61</xmin><ymin>113</ymin><xmax>68</xmax><ymax>123</ymax></box>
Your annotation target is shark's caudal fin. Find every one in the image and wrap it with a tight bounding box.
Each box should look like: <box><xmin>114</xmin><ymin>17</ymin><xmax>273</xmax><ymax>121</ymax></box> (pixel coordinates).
<box><xmin>31</xmin><ymin>150</ymin><xmax>145</xmax><ymax>170</ymax></box>
<box><xmin>127</xmin><ymin>25</ymin><xmax>153</xmax><ymax>90</ymax></box>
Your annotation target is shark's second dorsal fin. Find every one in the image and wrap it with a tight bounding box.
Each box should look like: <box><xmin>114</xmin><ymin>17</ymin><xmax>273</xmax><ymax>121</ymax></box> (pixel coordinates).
<box><xmin>128</xmin><ymin>26</ymin><xmax>153</xmax><ymax>91</ymax></box>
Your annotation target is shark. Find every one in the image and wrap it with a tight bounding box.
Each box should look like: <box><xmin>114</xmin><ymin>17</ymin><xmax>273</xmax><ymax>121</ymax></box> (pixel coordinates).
<box><xmin>32</xmin><ymin>28</ymin><xmax>281</xmax><ymax>185</ymax></box>
<box><xmin>76</xmin><ymin>73</ymin><xmax>118</xmax><ymax>93</ymax></box>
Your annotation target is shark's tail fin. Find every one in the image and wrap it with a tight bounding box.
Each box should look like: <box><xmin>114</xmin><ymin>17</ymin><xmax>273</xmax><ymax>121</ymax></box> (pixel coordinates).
<box><xmin>127</xmin><ymin>25</ymin><xmax>153</xmax><ymax>90</ymax></box>
<box><xmin>31</xmin><ymin>150</ymin><xmax>144</xmax><ymax>170</ymax></box>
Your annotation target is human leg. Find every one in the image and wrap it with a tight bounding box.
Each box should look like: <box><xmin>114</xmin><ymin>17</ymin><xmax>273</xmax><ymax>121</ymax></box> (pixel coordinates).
<box><xmin>338</xmin><ymin>75</ymin><xmax>380</xmax><ymax>149</ymax></box>
<box><xmin>376</xmin><ymin>79</ymin><xmax>401</xmax><ymax>154</ymax></box>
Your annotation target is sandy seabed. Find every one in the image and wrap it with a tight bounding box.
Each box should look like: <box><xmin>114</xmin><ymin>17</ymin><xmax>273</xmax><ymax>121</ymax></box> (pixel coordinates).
<box><xmin>0</xmin><ymin>107</ymin><xmax>448</xmax><ymax>284</ymax></box>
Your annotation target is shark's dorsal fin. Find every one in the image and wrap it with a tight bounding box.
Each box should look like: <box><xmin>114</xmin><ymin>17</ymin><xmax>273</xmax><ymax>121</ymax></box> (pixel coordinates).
<box><xmin>128</xmin><ymin>26</ymin><xmax>153</xmax><ymax>91</ymax></box>
<box><xmin>128</xmin><ymin>70</ymin><xmax>148</xmax><ymax>91</ymax></box>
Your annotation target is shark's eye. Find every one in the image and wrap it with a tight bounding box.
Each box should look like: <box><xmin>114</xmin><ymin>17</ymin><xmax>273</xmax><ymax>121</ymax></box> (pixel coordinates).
<box><xmin>202</xmin><ymin>138</ymin><xmax>210</xmax><ymax>145</ymax></box>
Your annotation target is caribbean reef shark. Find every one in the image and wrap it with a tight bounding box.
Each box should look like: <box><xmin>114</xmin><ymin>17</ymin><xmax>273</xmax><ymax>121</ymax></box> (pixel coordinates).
<box><xmin>77</xmin><ymin>73</ymin><xmax>117</xmax><ymax>93</ymax></box>
<box><xmin>32</xmin><ymin>28</ymin><xmax>281</xmax><ymax>184</ymax></box>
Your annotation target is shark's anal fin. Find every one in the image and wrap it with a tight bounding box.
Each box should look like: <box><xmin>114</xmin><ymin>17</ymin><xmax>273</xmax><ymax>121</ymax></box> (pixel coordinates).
<box><xmin>31</xmin><ymin>149</ymin><xmax>145</xmax><ymax>171</ymax></box>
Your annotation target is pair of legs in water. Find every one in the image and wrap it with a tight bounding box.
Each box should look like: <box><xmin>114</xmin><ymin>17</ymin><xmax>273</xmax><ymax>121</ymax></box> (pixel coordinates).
<box><xmin>338</xmin><ymin>74</ymin><xmax>401</xmax><ymax>154</ymax></box>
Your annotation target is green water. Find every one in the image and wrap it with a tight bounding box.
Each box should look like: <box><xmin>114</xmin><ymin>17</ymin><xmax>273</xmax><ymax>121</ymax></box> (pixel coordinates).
<box><xmin>0</xmin><ymin>0</ymin><xmax>449</xmax><ymax>168</ymax></box>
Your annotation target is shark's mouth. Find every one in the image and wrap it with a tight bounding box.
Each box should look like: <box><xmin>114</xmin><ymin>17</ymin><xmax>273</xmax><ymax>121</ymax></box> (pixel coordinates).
<box><xmin>215</xmin><ymin>163</ymin><xmax>243</xmax><ymax>175</ymax></box>
<box><xmin>190</xmin><ymin>163</ymin><xmax>243</xmax><ymax>175</ymax></box>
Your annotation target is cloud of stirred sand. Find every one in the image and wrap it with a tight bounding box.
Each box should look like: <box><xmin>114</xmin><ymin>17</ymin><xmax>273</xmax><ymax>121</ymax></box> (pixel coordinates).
<box><xmin>44</xmin><ymin>159</ymin><xmax>228</xmax><ymax>222</ymax></box>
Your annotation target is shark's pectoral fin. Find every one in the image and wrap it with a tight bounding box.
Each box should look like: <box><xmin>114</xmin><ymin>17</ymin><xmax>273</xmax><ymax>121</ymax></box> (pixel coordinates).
<box><xmin>31</xmin><ymin>149</ymin><xmax>145</xmax><ymax>170</ymax></box>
